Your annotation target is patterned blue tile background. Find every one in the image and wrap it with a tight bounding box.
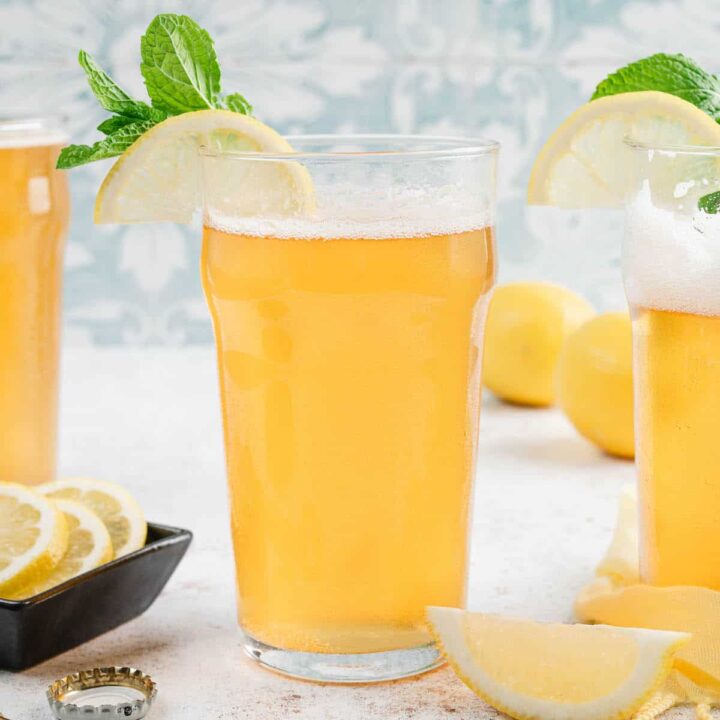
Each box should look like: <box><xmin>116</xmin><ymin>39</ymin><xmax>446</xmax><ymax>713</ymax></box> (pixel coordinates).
<box><xmin>1</xmin><ymin>0</ymin><xmax>717</xmax><ymax>344</ymax></box>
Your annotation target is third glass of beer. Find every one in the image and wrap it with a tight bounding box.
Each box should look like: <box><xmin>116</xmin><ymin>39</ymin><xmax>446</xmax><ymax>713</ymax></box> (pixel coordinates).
<box><xmin>625</xmin><ymin>140</ymin><xmax>720</xmax><ymax>588</ymax></box>
<box><xmin>200</xmin><ymin>135</ymin><xmax>498</xmax><ymax>682</ymax></box>
<box><xmin>0</xmin><ymin>118</ymin><xmax>68</xmax><ymax>484</ymax></box>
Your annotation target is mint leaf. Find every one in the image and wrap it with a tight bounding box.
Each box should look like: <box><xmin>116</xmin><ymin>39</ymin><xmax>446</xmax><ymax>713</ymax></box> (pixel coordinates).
<box><xmin>57</xmin><ymin>120</ymin><xmax>154</xmax><ymax>169</ymax></box>
<box><xmin>698</xmin><ymin>190</ymin><xmax>720</xmax><ymax>214</ymax></box>
<box><xmin>97</xmin><ymin>115</ymin><xmax>141</xmax><ymax>134</ymax></box>
<box><xmin>224</xmin><ymin>93</ymin><xmax>253</xmax><ymax>115</ymax></box>
<box><xmin>141</xmin><ymin>14</ymin><xmax>221</xmax><ymax>113</ymax></box>
<box><xmin>592</xmin><ymin>53</ymin><xmax>720</xmax><ymax>122</ymax></box>
<box><xmin>79</xmin><ymin>50</ymin><xmax>166</xmax><ymax>123</ymax></box>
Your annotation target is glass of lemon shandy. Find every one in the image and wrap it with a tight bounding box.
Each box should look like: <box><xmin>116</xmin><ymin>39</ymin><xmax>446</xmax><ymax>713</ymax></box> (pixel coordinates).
<box><xmin>200</xmin><ymin>135</ymin><xmax>498</xmax><ymax>682</ymax></box>
<box><xmin>624</xmin><ymin>140</ymin><xmax>720</xmax><ymax>588</ymax></box>
<box><xmin>0</xmin><ymin>118</ymin><xmax>69</xmax><ymax>484</ymax></box>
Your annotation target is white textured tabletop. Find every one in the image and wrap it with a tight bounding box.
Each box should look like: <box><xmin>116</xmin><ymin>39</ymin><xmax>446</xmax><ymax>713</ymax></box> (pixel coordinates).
<box><xmin>1</xmin><ymin>347</ymin><xmax>693</xmax><ymax>719</ymax></box>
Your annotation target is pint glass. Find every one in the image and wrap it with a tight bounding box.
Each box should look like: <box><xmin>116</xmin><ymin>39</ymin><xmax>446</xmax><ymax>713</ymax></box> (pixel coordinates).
<box><xmin>0</xmin><ymin>118</ymin><xmax>69</xmax><ymax>484</ymax></box>
<box><xmin>200</xmin><ymin>135</ymin><xmax>498</xmax><ymax>681</ymax></box>
<box><xmin>625</xmin><ymin>141</ymin><xmax>720</xmax><ymax>588</ymax></box>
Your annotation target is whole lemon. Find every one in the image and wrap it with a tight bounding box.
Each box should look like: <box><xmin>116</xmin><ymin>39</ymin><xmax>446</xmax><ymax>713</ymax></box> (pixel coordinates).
<box><xmin>557</xmin><ymin>312</ymin><xmax>634</xmax><ymax>459</ymax></box>
<box><xmin>483</xmin><ymin>282</ymin><xmax>596</xmax><ymax>407</ymax></box>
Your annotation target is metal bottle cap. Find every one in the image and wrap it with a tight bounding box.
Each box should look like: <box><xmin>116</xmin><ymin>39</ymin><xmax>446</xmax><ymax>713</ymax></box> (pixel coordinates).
<box><xmin>47</xmin><ymin>667</ymin><xmax>156</xmax><ymax>719</ymax></box>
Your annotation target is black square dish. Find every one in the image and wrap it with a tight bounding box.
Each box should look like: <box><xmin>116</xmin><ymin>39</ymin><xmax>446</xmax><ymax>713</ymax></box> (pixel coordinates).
<box><xmin>0</xmin><ymin>522</ymin><xmax>192</xmax><ymax>671</ymax></box>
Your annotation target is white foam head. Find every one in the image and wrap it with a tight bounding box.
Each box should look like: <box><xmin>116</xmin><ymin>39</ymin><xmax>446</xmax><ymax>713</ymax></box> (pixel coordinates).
<box><xmin>0</xmin><ymin>118</ymin><xmax>67</xmax><ymax>149</ymax></box>
<box><xmin>205</xmin><ymin>186</ymin><xmax>493</xmax><ymax>239</ymax></box>
<box><xmin>624</xmin><ymin>184</ymin><xmax>720</xmax><ymax>316</ymax></box>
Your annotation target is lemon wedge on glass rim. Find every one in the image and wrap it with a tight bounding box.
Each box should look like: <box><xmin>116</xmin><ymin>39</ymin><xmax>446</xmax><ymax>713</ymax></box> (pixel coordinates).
<box><xmin>6</xmin><ymin>498</ymin><xmax>113</xmax><ymax>600</ymax></box>
<box><xmin>527</xmin><ymin>91</ymin><xmax>720</xmax><ymax>208</ymax></box>
<box><xmin>94</xmin><ymin>109</ymin><xmax>315</xmax><ymax>224</ymax></box>
<box><xmin>427</xmin><ymin>607</ymin><xmax>689</xmax><ymax>720</ymax></box>
<box><xmin>0</xmin><ymin>483</ymin><xmax>69</xmax><ymax>597</ymax></box>
<box><xmin>40</xmin><ymin>478</ymin><xmax>146</xmax><ymax>558</ymax></box>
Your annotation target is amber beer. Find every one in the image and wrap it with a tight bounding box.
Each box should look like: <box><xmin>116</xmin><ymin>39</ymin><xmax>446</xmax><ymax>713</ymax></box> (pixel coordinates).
<box><xmin>0</xmin><ymin>121</ymin><xmax>69</xmax><ymax>484</ymax></box>
<box><xmin>632</xmin><ymin>306</ymin><xmax>720</xmax><ymax>587</ymax></box>
<box><xmin>202</xmin><ymin>224</ymin><xmax>495</xmax><ymax>653</ymax></box>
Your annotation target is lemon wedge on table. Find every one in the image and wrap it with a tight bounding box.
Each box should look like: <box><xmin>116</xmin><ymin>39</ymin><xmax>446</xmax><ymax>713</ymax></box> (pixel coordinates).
<box><xmin>40</xmin><ymin>478</ymin><xmax>146</xmax><ymax>558</ymax></box>
<box><xmin>528</xmin><ymin>91</ymin><xmax>720</xmax><ymax>208</ymax></box>
<box><xmin>6</xmin><ymin>499</ymin><xmax>113</xmax><ymax>600</ymax></box>
<box><xmin>0</xmin><ymin>483</ymin><xmax>69</xmax><ymax>598</ymax></box>
<box><xmin>427</xmin><ymin>607</ymin><xmax>689</xmax><ymax>720</ymax></box>
<box><xmin>94</xmin><ymin>109</ymin><xmax>315</xmax><ymax>224</ymax></box>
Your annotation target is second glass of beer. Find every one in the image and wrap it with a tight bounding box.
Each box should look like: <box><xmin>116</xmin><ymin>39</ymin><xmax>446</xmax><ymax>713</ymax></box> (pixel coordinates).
<box><xmin>200</xmin><ymin>135</ymin><xmax>498</xmax><ymax>682</ymax></box>
<box><xmin>625</xmin><ymin>140</ymin><xmax>720</xmax><ymax>588</ymax></box>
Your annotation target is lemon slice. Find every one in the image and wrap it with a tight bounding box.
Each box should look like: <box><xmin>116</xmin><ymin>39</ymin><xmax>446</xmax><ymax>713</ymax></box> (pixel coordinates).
<box><xmin>7</xmin><ymin>499</ymin><xmax>113</xmax><ymax>600</ymax></box>
<box><xmin>528</xmin><ymin>91</ymin><xmax>720</xmax><ymax>208</ymax></box>
<box><xmin>427</xmin><ymin>607</ymin><xmax>689</xmax><ymax>720</ymax></box>
<box><xmin>40</xmin><ymin>478</ymin><xmax>146</xmax><ymax>558</ymax></box>
<box><xmin>0</xmin><ymin>483</ymin><xmax>69</xmax><ymax>597</ymax></box>
<box><xmin>95</xmin><ymin>109</ymin><xmax>314</xmax><ymax>224</ymax></box>
<box><xmin>595</xmin><ymin>484</ymin><xmax>639</xmax><ymax>584</ymax></box>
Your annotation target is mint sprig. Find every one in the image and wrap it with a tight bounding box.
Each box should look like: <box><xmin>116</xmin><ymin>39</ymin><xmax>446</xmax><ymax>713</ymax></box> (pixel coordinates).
<box><xmin>58</xmin><ymin>14</ymin><xmax>252</xmax><ymax>169</ymax></box>
<box><xmin>592</xmin><ymin>53</ymin><xmax>720</xmax><ymax>213</ymax></box>
<box><xmin>592</xmin><ymin>53</ymin><xmax>720</xmax><ymax>122</ymax></box>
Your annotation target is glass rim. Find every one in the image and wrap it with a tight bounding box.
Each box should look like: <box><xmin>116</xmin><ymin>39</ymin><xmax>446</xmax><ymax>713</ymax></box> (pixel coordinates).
<box><xmin>0</xmin><ymin>115</ymin><xmax>68</xmax><ymax>146</ymax></box>
<box><xmin>0</xmin><ymin>114</ymin><xmax>62</xmax><ymax>130</ymax></box>
<box><xmin>199</xmin><ymin>133</ymin><xmax>500</xmax><ymax>160</ymax></box>
<box><xmin>624</xmin><ymin>136</ymin><xmax>720</xmax><ymax>155</ymax></box>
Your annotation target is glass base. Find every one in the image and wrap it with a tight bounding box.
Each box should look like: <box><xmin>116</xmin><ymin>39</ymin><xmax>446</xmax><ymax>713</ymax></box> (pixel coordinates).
<box><xmin>242</xmin><ymin>633</ymin><xmax>444</xmax><ymax>683</ymax></box>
